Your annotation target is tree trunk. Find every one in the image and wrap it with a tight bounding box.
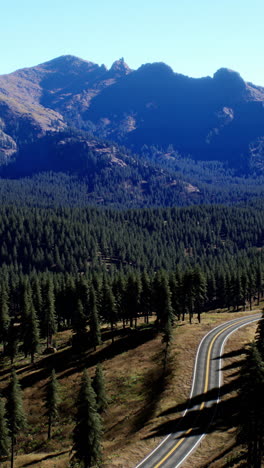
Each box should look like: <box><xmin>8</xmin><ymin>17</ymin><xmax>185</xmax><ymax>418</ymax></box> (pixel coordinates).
<box><xmin>10</xmin><ymin>433</ymin><xmax>15</xmax><ymax>468</ymax></box>
<box><xmin>197</xmin><ymin>310</ymin><xmax>201</xmax><ymax>323</ymax></box>
<box><xmin>189</xmin><ymin>310</ymin><xmax>193</xmax><ymax>324</ymax></box>
<box><xmin>48</xmin><ymin>415</ymin><xmax>52</xmax><ymax>440</ymax></box>
<box><xmin>111</xmin><ymin>322</ymin><xmax>114</xmax><ymax>344</ymax></box>
<box><xmin>163</xmin><ymin>344</ymin><xmax>168</xmax><ymax>375</ymax></box>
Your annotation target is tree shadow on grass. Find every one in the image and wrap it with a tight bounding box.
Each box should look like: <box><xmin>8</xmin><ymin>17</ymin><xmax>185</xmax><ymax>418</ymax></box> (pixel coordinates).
<box><xmin>4</xmin><ymin>326</ymin><xmax>158</xmax><ymax>392</ymax></box>
<box><xmin>213</xmin><ymin>349</ymin><xmax>244</xmax><ymax>360</ymax></box>
<box><xmin>21</xmin><ymin>449</ymin><xmax>68</xmax><ymax>467</ymax></box>
<box><xmin>131</xmin><ymin>353</ymin><xmax>172</xmax><ymax>434</ymax></box>
<box><xmin>143</xmin><ymin>349</ymin><xmax>246</xmax><ymax>451</ymax></box>
<box><xmin>199</xmin><ymin>444</ymin><xmax>247</xmax><ymax>468</ymax></box>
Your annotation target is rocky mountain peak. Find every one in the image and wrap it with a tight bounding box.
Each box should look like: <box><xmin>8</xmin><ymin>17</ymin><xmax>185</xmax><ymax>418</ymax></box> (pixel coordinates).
<box><xmin>213</xmin><ymin>67</ymin><xmax>245</xmax><ymax>89</ymax></box>
<box><xmin>109</xmin><ymin>58</ymin><xmax>131</xmax><ymax>76</ymax></box>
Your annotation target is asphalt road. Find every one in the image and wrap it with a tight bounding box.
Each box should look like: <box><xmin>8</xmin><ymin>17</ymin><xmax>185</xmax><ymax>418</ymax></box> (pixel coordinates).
<box><xmin>135</xmin><ymin>313</ymin><xmax>261</xmax><ymax>468</ymax></box>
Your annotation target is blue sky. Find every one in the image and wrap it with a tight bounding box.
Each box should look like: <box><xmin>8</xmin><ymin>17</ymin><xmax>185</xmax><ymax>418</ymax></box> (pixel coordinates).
<box><xmin>1</xmin><ymin>0</ymin><xmax>263</xmax><ymax>85</ymax></box>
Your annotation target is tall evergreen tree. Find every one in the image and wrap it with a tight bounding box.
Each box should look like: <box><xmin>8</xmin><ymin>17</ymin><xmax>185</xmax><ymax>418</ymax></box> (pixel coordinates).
<box><xmin>21</xmin><ymin>288</ymin><xmax>40</xmax><ymax>363</ymax></box>
<box><xmin>152</xmin><ymin>271</ymin><xmax>172</xmax><ymax>327</ymax></box>
<box><xmin>124</xmin><ymin>273</ymin><xmax>141</xmax><ymax>328</ymax></box>
<box><xmin>192</xmin><ymin>268</ymin><xmax>207</xmax><ymax>323</ymax></box>
<box><xmin>140</xmin><ymin>271</ymin><xmax>152</xmax><ymax>324</ymax></box>
<box><xmin>45</xmin><ymin>369</ymin><xmax>60</xmax><ymax>439</ymax></box>
<box><xmin>89</xmin><ymin>287</ymin><xmax>101</xmax><ymax>351</ymax></box>
<box><xmin>72</xmin><ymin>300</ymin><xmax>87</xmax><ymax>336</ymax></box>
<box><xmin>6</xmin><ymin>321</ymin><xmax>18</xmax><ymax>365</ymax></box>
<box><xmin>6</xmin><ymin>369</ymin><xmax>27</xmax><ymax>468</ymax></box>
<box><xmin>112</xmin><ymin>275</ymin><xmax>126</xmax><ymax>328</ymax></box>
<box><xmin>0</xmin><ymin>284</ymin><xmax>10</xmax><ymax>354</ymax></box>
<box><xmin>238</xmin><ymin>343</ymin><xmax>264</xmax><ymax>467</ymax></box>
<box><xmin>72</xmin><ymin>299</ymin><xmax>87</xmax><ymax>352</ymax></box>
<box><xmin>31</xmin><ymin>275</ymin><xmax>43</xmax><ymax>320</ymax></box>
<box><xmin>42</xmin><ymin>278</ymin><xmax>57</xmax><ymax>348</ymax></box>
<box><xmin>255</xmin><ymin>265</ymin><xmax>262</xmax><ymax>305</ymax></box>
<box><xmin>93</xmin><ymin>365</ymin><xmax>108</xmax><ymax>413</ymax></box>
<box><xmin>72</xmin><ymin>369</ymin><xmax>102</xmax><ymax>468</ymax></box>
<box><xmin>100</xmin><ymin>279</ymin><xmax>117</xmax><ymax>344</ymax></box>
<box><xmin>0</xmin><ymin>396</ymin><xmax>9</xmax><ymax>461</ymax></box>
<box><xmin>256</xmin><ymin>310</ymin><xmax>264</xmax><ymax>360</ymax></box>
<box><xmin>161</xmin><ymin>282</ymin><xmax>174</xmax><ymax>372</ymax></box>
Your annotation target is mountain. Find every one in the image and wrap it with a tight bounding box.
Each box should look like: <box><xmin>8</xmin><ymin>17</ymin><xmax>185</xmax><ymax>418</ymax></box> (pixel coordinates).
<box><xmin>2</xmin><ymin>128</ymin><xmax>204</xmax><ymax>207</ymax></box>
<box><xmin>1</xmin><ymin>55</ymin><xmax>264</xmax><ymax>176</ymax></box>
<box><xmin>85</xmin><ymin>65</ymin><xmax>264</xmax><ymax>168</ymax></box>
<box><xmin>0</xmin><ymin>55</ymin><xmax>131</xmax><ymax>159</ymax></box>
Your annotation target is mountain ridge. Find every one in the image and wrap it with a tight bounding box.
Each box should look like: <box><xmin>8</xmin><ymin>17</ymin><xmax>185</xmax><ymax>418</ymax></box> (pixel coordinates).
<box><xmin>1</xmin><ymin>55</ymin><xmax>264</xmax><ymax>177</ymax></box>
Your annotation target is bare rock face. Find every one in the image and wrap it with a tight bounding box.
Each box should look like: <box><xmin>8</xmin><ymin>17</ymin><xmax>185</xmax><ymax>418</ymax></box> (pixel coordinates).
<box><xmin>109</xmin><ymin>58</ymin><xmax>132</xmax><ymax>77</ymax></box>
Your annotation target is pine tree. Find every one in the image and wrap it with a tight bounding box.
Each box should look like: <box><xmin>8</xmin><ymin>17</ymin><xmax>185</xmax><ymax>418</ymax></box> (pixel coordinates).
<box><xmin>6</xmin><ymin>369</ymin><xmax>27</xmax><ymax>468</ymax></box>
<box><xmin>238</xmin><ymin>343</ymin><xmax>264</xmax><ymax>467</ymax></box>
<box><xmin>72</xmin><ymin>369</ymin><xmax>102</xmax><ymax>468</ymax></box>
<box><xmin>140</xmin><ymin>271</ymin><xmax>152</xmax><ymax>324</ymax></box>
<box><xmin>6</xmin><ymin>321</ymin><xmax>18</xmax><ymax>365</ymax></box>
<box><xmin>21</xmin><ymin>289</ymin><xmax>40</xmax><ymax>363</ymax></box>
<box><xmin>112</xmin><ymin>275</ymin><xmax>126</xmax><ymax>328</ymax></box>
<box><xmin>72</xmin><ymin>299</ymin><xmax>88</xmax><ymax>352</ymax></box>
<box><xmin>31</xmin><ymin>275</ymin><xmax>43</xmax><ymax>320</ymax></box>
<box><xmin>76</xmin><ymin>277</ymin><xmax>90</xmax><ymax>316</ymax></box>
<box><xmin>255</xmin><ymin>265</ymin><xmax>262</xmax><ymax>305</ymax></box>
<box><xmin>100</xmin><ymin>280</ymin><xmax>117</xmax><ymax>344</ymax></box>
<box><xmin>43</xmin><ymin>278</ymin><xmax>57</xmax><ymax>348</ymax></box>
<box><xmin>161</xmin><ymin>285</ymin><xmax>174</xmax><ymax>373</ymax></box>
<box><xmin>89</xmin><ymin>287</ymin><xmax>101</xmax><ymax>351</ymax></box>
<box><xmin>0</xmin><ymin>285</ymin><xmax>10</xmax><ymax>354</ymax></box>
<box><xmin>45</xmin><ymin>369</ymin><xmax>60</xmax><ymax>439</ymax></box>
<box><xmin>192</xmin><ymin>268</ymin><xmax>207</xmax><ymax>323</ymax></box>
<box><xmin>256</xmin><ymin>310</ymin><xmax>264</xmax><ymax>359</ymax></box>
<box><xmin>152</xmin><ymin>271</ymin><xmax>172</xmax><ymax>327</ymax></box>
<box><xmin>72</xmin><ymin>300</ymin><xmax>87</xmax><ymax>335</ymax></box>
<box><xmin>0</xmin><ymin>396</ymin><xmax>9</xmax><ymax>460</ymax></box>
<box><xmin>93</xmin><ymin>365</ymin><xmax>108</xmax><ymax>413</ymax></box>
<box><xmin>124</xmin><ymin>273</ymin><xmax>141</xmax><ymax>328</ymax></box>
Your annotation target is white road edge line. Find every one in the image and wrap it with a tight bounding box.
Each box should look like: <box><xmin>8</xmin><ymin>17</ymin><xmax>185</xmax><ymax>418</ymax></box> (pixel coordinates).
<box><xmin>173</xmin><ymin>316</ymin><xmax>260</xmax><ymax>468</ymax></box>
<box><xmin>134</xmin><ymin>314</ymin><xmax>258</xmax><ymax>468</ymax></box>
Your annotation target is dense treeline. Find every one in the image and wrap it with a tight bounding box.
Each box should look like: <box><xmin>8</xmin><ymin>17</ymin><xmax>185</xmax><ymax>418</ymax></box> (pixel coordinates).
<box><xmin>0</xmin><ymin>263</ymin><xmax>263</xmax><ymax>364</ymax></box>
<box><xmin>0</xmin><ymin>202</ymin><xmax>263</xmax><ymax>361</ymax></box>
<box><xmin>0</xmin><ymin>203</ymin><xmax>263</xmax><ymax>275</ymax></box>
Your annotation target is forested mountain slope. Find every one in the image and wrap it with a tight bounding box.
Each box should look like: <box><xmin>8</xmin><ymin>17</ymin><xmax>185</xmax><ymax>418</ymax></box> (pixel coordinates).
<box><xmin>0</xmin><ymin>202</ymin><xmax>263</xmax><ymax>276</ymax></box>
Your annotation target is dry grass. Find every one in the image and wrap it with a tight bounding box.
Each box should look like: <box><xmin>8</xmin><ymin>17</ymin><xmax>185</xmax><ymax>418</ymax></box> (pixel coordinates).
<box><xmin>0</xmin><ymin>306</ymin><xmax>261</xmax><ymax>467</ymax></box>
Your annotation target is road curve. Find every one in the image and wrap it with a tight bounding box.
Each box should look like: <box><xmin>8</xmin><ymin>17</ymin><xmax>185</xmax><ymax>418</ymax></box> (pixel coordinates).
<box><xmin>135</xmin><ymin>313</ymin><xmax>261</xmax><ymax>468</ymax></box>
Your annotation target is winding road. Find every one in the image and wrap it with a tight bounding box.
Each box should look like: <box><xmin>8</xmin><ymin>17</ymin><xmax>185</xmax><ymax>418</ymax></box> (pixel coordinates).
<box><xmin>135</xmin><ymin>313</ymin><xmax>261</xmax><ymax>468</ymax></box>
